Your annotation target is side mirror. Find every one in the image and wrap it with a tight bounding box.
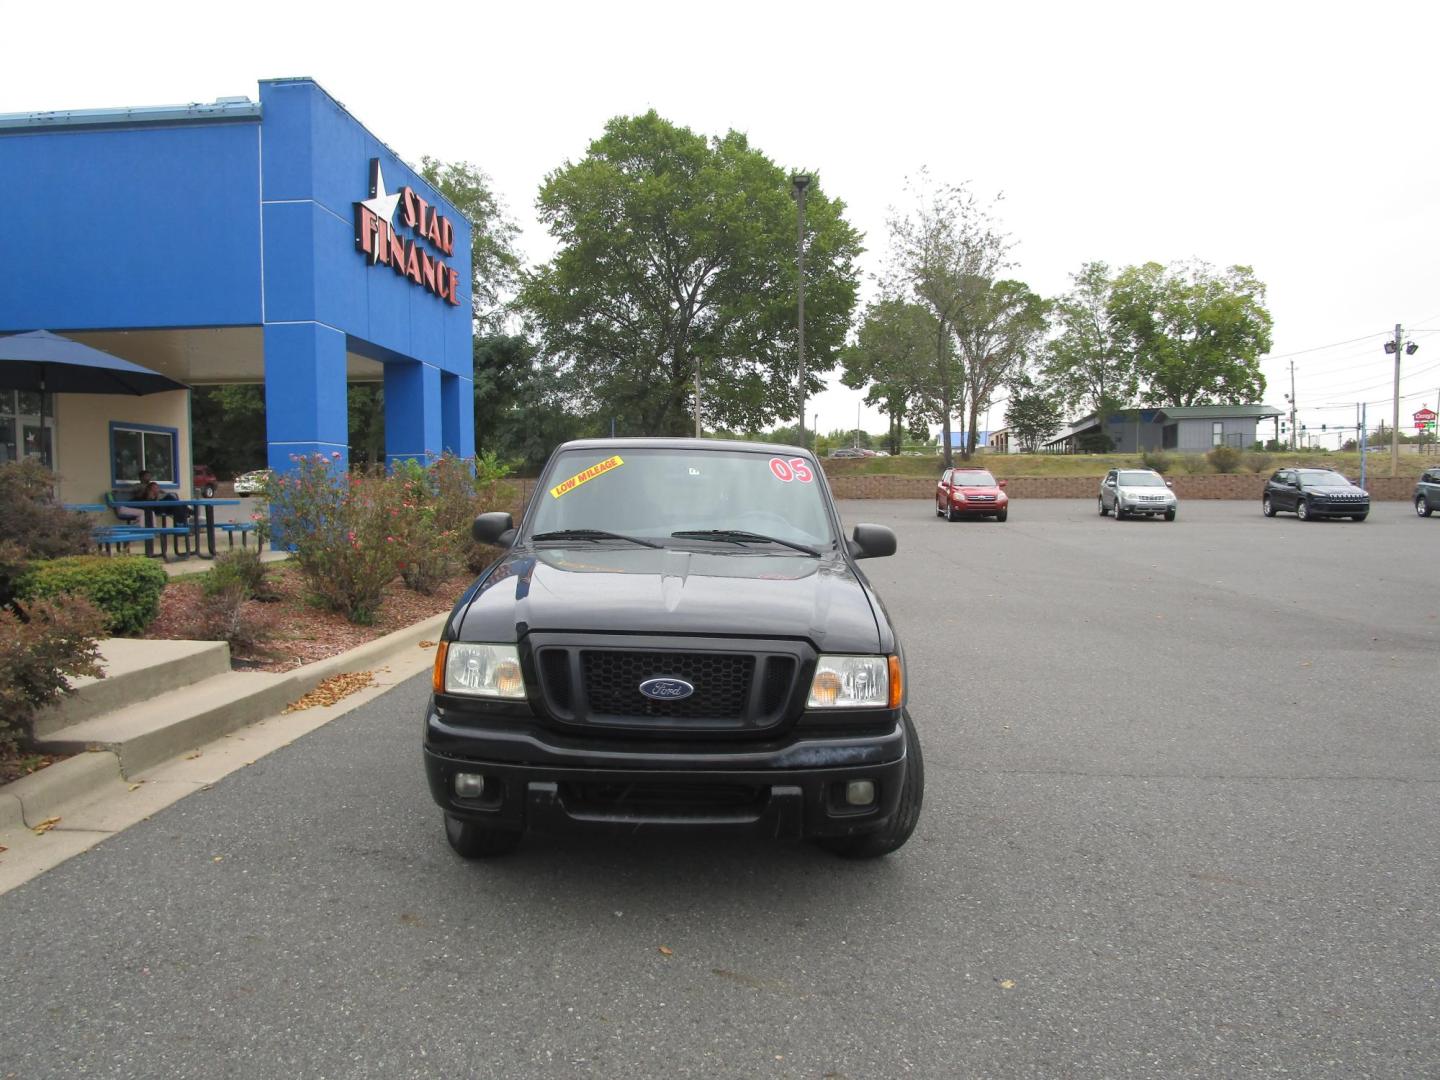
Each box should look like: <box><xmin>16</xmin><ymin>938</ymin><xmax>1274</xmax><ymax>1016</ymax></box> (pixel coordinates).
<box><xmin>849</xmin><ymin>523</ymin><xmax>897</xmax><ymax>560</ymax></box>
<box><xmin>998</xmin><ymin>479</ymin><xmax>1007</xmax><ymax>489</ymax></box>
<box><xmin>473</xmin><ymin>511</ymin><xmax>516</xmax><ymax>547</ymax></box>
<box><xmin>1165</xmin><ymin>479</ymin><xmax>1174</xmax><ymax>488</ymax></box>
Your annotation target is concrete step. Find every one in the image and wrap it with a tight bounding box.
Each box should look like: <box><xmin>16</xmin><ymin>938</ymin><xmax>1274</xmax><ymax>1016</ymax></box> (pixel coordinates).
<box><xmin>33</xmin><ymin>670</ymin><xmax>302</xmax><ymax>776</ymax></box>
<box><xmin>31</xmin><ymin>639</ymin><xmax>232</xmax><ymax>738</ymax></box>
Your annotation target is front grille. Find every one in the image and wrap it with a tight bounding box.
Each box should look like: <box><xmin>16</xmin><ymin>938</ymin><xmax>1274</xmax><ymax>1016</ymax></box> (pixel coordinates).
<box><xmin>964</xmin><ymin>494</ymin><xmax>997</xmax><ymax>502</ymax></box>
<box><xmin>583</xmin><ymin>650</ymin><xmax>753</xmax><ymax>719</ymax></box>
<box><xmin>531</xmin><ymin>639</ymin><xmax>805</xmax><ymax>732</ymax></box>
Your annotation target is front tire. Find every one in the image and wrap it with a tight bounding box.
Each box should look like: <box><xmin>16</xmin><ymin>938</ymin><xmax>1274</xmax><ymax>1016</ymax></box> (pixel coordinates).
<box><xmin>1297</xmin><ymin>499</ymin><xmax>1312</xmax><ymax>521</ymax></box>
<box><xmin>995</xmin><ymin>509</ymin><xmax>1008</xmax><ymax>522</ymax></box>
<box><xmin>1262</xmin><ymin>495</ymin><xmax>1276</xmax><ymax>517</ymax></box>
<box><xmin>444</xmin><ymin>814</ymin><xmax>522</xmax><ymax>858</ymax></box>
<box><xmin>1417</xmin><ymin>495</ymin><xmax>1433</xmax><ymax>518</ymax></box>
<box><xmin>819</xmin><ymin>712</ymin><xmax>924</xmax><ymax>859</ymax></box>
<box><xmin>1164</xmin><ymin>509</ymin><xmax>1176</xmax><ymax>522</ymax></box>
<box><xmin>1114</xmin><ymin>504</ymin><xmax>1126</xmax><ymax>521</ymax></box>
<box><xmin>202</xmin><ymin>483</ymin><xmax>217</xmax><ymax>498</ymax></box>
<box><xmin>946</xmin><ymin>502</ymin><xmax>959</xmax><ymax>522</ymax></box>
<box><xmin>1352</xmin><ymin>513</ymin><xmax>1368</xmax><ymax>522</ymax></box>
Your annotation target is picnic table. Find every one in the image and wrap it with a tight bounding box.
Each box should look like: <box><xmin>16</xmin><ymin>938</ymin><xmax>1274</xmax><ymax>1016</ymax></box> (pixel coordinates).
<box><xmin>109</xmin><ymin>498</ymin><xmax>246</xmax><ymax>559</ymax></box>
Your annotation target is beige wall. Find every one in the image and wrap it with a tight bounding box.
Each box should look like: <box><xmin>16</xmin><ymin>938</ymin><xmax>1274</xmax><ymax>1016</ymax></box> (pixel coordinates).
<box><xmin>52</xmin><ymin>390</ymin><xmax>191</xmax><ymax>505</ymax></box>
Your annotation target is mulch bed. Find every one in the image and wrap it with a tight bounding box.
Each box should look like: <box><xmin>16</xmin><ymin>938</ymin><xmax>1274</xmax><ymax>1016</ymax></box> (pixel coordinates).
<box><xmin>146</xmin><ymin>562</ymin><xmax>472</xmax><ymax>672</ymax></box>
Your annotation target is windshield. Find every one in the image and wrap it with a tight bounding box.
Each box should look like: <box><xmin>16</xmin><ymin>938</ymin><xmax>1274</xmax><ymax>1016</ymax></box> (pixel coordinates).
<box><xmin>1297</xmin><ymin>470</ymin><xmax>1348</xmax><ymax>487</ymax></box>
<box><xmin>951</xmin><ymin>471</ymin><xmax>997</xmax><ymax>486</ymax></box>
<box><xmin>1118</xmin><ymin>471</ymin><xmax>1166</xmax><ymax>487</ymax></box>
<box><xmin>526</xmin><ymin>447</ymin><xmax>837</xmax><ymax>550</ymax></box>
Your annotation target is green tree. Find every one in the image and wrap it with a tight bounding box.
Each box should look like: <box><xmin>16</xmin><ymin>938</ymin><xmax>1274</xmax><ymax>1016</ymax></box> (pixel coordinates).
<box><xmin>954</xmin><ymin>278</ymin><xmax>1049</xmax><ymax>458</ymax></box>
<box><xmin>192</xmin><ymin>385</ymin><xmax>267</xmax><ymax>475</ymax></box>
<box><xmin>839</xmin><ymin>298</ymin><xmax>938</xmax><ymax>455</ymax></box>
<box><xmin>884</xmin><ymin>173</ymin><xmax>1010</xmax><ymax>467</ymax></box>
<box><xmin>1004</xmin><ymin>374</ymin><xmax>1064</xmax><ymax>451</ymax></box>
<box><xmin>1042</xmin><ymin>261</ymin><xmax>1137</xmax><ymax>421</ymax></box>
<box><xmin>519</xmin><ymin>111</ymin><xmax>862</xmax><ymax>436</ymax></box>
<box><xmin>472</xmin><ymin>333</ymin><xmax>590</xmax><ymax>472</ymax></box>
<box><xmin>419</xmin><ymin>157</ymin><xmax>522</xmax><ymax>333</ymax></box>
<box><xmin>1108</xmin><ymin>261</ymin><xmax>1272</xmax><ymax>407</ymax></box>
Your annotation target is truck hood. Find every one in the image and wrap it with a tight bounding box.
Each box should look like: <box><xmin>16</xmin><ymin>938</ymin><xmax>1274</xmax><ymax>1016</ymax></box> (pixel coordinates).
<box><xmin>453</xmin><ymin>544</ymin><xmax>882</xmax><ymax>652</ymax></box>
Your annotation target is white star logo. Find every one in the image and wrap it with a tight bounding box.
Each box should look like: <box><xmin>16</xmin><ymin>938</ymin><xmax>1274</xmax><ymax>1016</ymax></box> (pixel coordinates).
<box><xmin>360</xmin><ymin>159</ymin><xmax>401</xmax><ymax>236</ymax></box>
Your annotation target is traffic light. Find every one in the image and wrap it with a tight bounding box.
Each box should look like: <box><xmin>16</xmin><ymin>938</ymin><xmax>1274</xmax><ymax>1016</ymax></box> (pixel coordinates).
<box><xmin>1321</xmin><ymin>423</ymin><xmax>1327</xmax><ymax>431</ymax></box>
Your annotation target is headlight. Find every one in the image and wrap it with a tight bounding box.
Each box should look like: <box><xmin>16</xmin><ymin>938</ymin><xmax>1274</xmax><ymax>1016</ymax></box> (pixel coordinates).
<box><xmin>807</xmin><ymin>655</ymin><xmax>901</xmax><ymax>709</ymax></box>
<box><xmin>441</xmin><ymin>643</ymin><xmax>526</xmax><ymax>698</ymax></box>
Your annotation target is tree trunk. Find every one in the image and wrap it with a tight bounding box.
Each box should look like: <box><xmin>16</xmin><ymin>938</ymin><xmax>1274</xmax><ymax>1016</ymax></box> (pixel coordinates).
<box><xmin>937</xmin><ymin>321</ymin><xmax>953</xmax><ymax>468</ymax></box>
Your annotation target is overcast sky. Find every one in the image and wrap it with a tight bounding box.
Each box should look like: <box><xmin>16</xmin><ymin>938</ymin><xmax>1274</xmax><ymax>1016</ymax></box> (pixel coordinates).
<box><xmin>5</xmin><ymin>0</ymin><xmax>1437</xmax><ymax>444</ymax></box>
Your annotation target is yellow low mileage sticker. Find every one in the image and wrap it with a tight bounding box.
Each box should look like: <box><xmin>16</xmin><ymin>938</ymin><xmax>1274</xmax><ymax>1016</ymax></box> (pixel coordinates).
<box><xmin>550</xmin><ymin>455</ymin><xmax>624</xmax><ymax>498</ymax></box>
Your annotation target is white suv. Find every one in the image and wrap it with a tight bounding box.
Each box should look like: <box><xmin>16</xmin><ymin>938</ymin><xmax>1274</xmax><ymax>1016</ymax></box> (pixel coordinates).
<box><xmin>1099</xmin><ymin>468</ymin><xmax>1178</xmax><ymax>521</ymax></box>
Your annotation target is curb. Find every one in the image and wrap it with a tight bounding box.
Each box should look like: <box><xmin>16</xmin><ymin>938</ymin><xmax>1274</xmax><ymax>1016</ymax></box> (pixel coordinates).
<box><xmin>2</xmin><ymin>611</ymin><xmax>447</xmax><ymax>832</ymax></box>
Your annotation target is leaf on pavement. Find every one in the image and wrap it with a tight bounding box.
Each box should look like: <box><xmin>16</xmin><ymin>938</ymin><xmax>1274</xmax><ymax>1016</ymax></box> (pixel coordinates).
<box><xmin>998</xmin><ymin>979</ymin><xmax>1015</xmax><ymax>990</ymax></box>
<box><xmin>31</xmin><ymin>817</ymin><xmax>61</xmax><ymax>835</ymax></box>
<box><xmin>658</xmin><ymin>945</ymin><xmax>673</xmax><ymax>957</ymax></box>
<box><xmin>418</xmin><ymin>640</ymin><xmax>438</xmax><ymax>648</ymax></box>
<box><xmin>128</xmin><ymin>782</ymin><xmax>144</xmax><ymax>792</ymax></box>
<box><xmin>283</xmin><ymin>671</ymin><xmax>377</xmax><ymax>713</ymax></box>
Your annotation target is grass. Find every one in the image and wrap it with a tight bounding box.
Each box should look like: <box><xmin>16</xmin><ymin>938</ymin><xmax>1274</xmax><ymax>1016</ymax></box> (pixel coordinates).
<box><xmin>820</xmin><ymin>451</ymin><xmax>1439</xmax><ymax>479</ymax></box>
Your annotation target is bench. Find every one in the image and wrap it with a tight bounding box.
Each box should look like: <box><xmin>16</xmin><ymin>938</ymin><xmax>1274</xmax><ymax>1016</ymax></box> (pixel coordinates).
<box><xmin>217</xmin><ymin>522</ymin><xmax>258</xmax><ymax>548</ymax></box>
<box><xmin>93</xmin><ymin>525</ymin><xmax>193</xmax><ymax>560</ymax></box>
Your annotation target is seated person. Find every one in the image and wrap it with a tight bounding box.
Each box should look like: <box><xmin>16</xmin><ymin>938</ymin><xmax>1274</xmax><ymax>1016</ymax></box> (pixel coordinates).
<box><xmin>130</xmin><ymin>472</ymin><xmax>190</xmax><ymax>525</ymax></box>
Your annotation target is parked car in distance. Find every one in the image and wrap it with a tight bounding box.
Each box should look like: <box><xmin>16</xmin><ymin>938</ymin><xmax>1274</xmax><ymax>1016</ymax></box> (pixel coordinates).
<box><xmin>426</xmin><ymin>438</ymin><xmax>922</xmax><ymax>860</ymax></box>
<box><xmin>936</xmin><ymin>468</ymin><xmax>1009</xmax><ymax>522</ymax></box>
<box><xmin>827</xmin><ymin>447</ymin><xmax>866</xmax><ymax>459</ymax></box>
<box><xmin>1414</xmin><ymin>468</ymin><xmax>1440</xmax><ymax>517</ymax></box>
<box><xmin>193</xmin><ymin>463</ymin><xmax>219</xmax><ymax>498</ymax></box>
<box><xmin>233</xmin><ymin>468</ymin><xmax>272</xmax><ymax>497</ymax></box>
<box><xmin>1262</xmin><ymin>468</ymin><xmax>1369</xmax><ymax>522</ymax></box>
<box><xmin>1099</xmin><ymin>468</ymin><xmax>1177</xmax><ymax>521</ymax></box>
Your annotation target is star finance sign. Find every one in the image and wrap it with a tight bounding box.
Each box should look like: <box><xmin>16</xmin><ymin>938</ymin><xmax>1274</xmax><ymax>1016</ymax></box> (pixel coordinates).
<box><xmin>353</xmin><ymin>158</ymin><xmax>462</xmax><ymax>306</ymax></box>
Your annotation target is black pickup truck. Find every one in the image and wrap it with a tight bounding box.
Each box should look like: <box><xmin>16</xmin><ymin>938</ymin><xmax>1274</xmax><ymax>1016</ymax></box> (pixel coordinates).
<box><xmin>423</xmin><ymin>438</ymin><xmax>922</xmax><ymax>858</ymax></box>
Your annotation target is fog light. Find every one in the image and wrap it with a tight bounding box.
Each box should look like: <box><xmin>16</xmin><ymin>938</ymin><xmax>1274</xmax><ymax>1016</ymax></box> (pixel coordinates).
<box><xmin>453</xmin><ymin>772</ymin><xmax>486</xmax><ymax>798</ymax></box>
<box><xmin>845</xmin><ymin>780</ymin><xmax>876</xmax><ymax>807</ymax></box>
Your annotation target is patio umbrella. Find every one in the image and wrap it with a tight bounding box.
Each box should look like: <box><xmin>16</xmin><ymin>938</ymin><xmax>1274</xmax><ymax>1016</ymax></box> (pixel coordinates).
<box><xmin>0</xmin><ymin>330</ymin><xmax>188</xmax><ymax>395</ymax></box>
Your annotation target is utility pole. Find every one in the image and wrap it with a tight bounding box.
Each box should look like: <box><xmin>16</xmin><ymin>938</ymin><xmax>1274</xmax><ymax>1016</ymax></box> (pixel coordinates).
<box><xmin>1391</xmin><ymin>323</ymin><xmax>1402</xmax><ymax>476</ymax></box>
<box><xmin>1289</xmin><ymin>361</ymin><xmax>1298</xmax><ymax>452</ymax></box>
<box><xmin>792</xmin><ymin>174</ymin><xmax>810</xmax><ymax>450</ymax></box>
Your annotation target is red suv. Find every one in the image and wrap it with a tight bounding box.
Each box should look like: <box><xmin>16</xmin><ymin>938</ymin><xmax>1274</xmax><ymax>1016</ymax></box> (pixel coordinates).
<box><xmin>193</xmin><ymin>463</ymin><xmax>219</xmax><ymax>497</ymax></box>
<box><xmin>935</xmin><ymin>468</ymin><xmax>1008</xmax><ymax>522</ymax></box>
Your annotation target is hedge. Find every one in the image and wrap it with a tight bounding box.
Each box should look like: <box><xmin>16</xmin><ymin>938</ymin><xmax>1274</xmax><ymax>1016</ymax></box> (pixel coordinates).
<box><xmin>20</xmin><ymin>555</ymin><xmax>169</xmax><ymax>636</ymax></box>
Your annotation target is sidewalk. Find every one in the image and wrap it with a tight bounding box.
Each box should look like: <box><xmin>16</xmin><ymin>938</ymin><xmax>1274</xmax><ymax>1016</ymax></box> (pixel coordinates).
<box><xmin>0</xmin><ymin>611</ymin><xmax>444</xmax><ymax>895</ymax></box>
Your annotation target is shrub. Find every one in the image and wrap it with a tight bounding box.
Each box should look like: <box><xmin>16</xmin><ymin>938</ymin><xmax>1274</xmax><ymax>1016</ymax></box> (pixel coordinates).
<box><xmin>265</xmin><ymin>454</ymin><xmax>405</xmax><ymax>624</ymax></box>
<box><xmin>181</xmin><ymin>581</ymin><xmax>277</xmax><ymax>656</ymax></box>
<box><xmin>1242</xmin><ymin>452</ymin><xmax>1271</xmax><ymax>474</ymax></box>
<box><xmin>0</xmin><ymin>459</ymin><xmax>93</xmax><ymax>562</ymax></box>
<box><xmin>203</xmin><ymin>548</ymin><xmax>271</xmax><ymax>601</ymax></box>
<box><xmin>0</xmin><ymin>597</ymin><xmax>106</xmax><ymax>751</ymax></box>
<box><xmin>1179</xmin><ymin>454</ymin><xmax>1210</xmax><ymax>475</ymax></box>
<box><xmin>1207</xmin><ymin>445</ymin><xmax>1243</xmax><ymax>474</ymax></box>
<box><xmin>20</xmin><ymin>555</ymin><xmax>168</xmax><ymax>636</ymax></box>
<box><xmin>1140</xmin><ymin>450</ymin><xmax>1171</xmax><ymax>473</ymax></box>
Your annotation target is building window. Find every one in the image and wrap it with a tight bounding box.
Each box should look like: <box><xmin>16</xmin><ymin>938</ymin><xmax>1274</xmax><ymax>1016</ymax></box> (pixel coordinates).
<box><xmin>110</xmin><ymin>422</ymin><xmax>177</xmax><ymax>486</ymax></box>
<box><xmin>1</xmin><ymin>389</ymin><xmax>54</xmax><ymax>469</ymax></box>
<box><xmin>1212</xmin><ymin>421</ymin><xmax>1224</xmax><ymax>447</ymax></box>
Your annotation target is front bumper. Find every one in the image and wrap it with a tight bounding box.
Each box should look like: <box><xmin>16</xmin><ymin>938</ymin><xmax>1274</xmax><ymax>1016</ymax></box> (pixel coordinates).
<box><xmin>424</xmin><ymin>705</ymin><xmax>910</xmax><ymax>841</ymax></box>
<box><xmin>1118</xmin><ymin>501</ymin><xmax>1175</xmax><ymax>514</ymax></box>
<box><xmin>1309</xmin><ymin>500</ymin><xmax>1369</xmax><ymax>516</ymax></box>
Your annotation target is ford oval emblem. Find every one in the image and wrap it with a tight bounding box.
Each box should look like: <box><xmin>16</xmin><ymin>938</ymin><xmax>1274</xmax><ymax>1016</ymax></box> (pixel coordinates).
<box><xmin>639</xmin><ymin>677</ymin><xmax>695</xmax><ymax>701</ymax></box>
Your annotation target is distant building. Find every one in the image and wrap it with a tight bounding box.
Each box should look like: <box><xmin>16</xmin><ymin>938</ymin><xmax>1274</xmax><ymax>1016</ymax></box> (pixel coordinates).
<box><xmin>1042</xmin><ymin>405</ymin><xmax>1283</xmax><ymax>454</ymax></box>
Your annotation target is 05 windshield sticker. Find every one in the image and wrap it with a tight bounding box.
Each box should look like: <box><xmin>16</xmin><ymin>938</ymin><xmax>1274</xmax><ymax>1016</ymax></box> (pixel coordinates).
<box><xmin>768</xmin><ymin>457</ymin><xmax>813</xmax><ymax>483</ymax></box>
<box><xmin>550</xmin><ymin>455</ymin><xmax>624</xmax><ymax>498</ymax></box>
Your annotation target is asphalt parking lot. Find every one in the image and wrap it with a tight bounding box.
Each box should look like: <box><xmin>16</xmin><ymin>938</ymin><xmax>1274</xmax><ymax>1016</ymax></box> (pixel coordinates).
<box><xmin>0</xmin><ymin>498</ymin><xmax>1436</xmax><ymax>1078</ymax></box>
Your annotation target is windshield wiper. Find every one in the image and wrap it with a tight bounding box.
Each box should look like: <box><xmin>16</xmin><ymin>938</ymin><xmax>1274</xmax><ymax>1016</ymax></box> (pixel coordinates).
<box><xmin>670</xmin><ymin>529</ymin><xmax>820</xmax><ymax>556</ymax></box>
<box><xmin>531</xmin><ymin>529</ymin><xmax>661</xmax><ymax>548</ymax></box>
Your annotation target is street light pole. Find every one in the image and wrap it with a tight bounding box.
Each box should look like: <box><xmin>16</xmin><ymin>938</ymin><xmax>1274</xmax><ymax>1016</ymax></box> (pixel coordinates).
<box><xmin>792</xmin><ymin>173</ymin><xmax>811</xmax><ymax>450</ymax></box>
<box><xmin>1385</xmin><ymin>324</ymin><xmax>1420</xmax><ymax>477</ymax></box>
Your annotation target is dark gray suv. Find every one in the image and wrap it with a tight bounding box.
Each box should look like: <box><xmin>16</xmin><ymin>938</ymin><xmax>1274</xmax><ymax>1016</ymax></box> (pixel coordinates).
<box><xmin>1415</xmin><ymin>468</ymin><xmax>1440</xmax><ymax>517</ymax></box>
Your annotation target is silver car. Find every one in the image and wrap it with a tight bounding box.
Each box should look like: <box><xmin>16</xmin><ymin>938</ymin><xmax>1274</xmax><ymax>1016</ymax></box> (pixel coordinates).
<box><xmin>233</xmin><ymin>468</ymin><xmax>272</xmax><ymax>497</ymax></box>
<box><xmin>1099</xmin><ymin>468</ymin><xmax>1178</xmax><ymax>521</ymax></box>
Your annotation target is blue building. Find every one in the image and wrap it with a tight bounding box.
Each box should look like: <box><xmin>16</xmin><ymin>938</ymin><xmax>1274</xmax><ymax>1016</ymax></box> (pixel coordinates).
<box><xmin>0</xmin><ymin>78</ymin><xmax>474</xmax><ymax>504</ymax></box>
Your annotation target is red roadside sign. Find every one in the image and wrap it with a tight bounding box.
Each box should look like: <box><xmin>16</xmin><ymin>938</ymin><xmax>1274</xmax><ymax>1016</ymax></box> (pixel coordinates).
<box><xmin>1415</xmin><ymin>406</ymin><xmax>1437</xmax><ymax>430</ymax></box>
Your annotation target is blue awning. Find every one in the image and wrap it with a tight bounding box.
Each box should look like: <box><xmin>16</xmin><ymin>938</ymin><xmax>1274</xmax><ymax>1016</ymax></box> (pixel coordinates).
<box><xmin>0</xmin><ymin>330</ymin><xmax>188</xmax><ymax>395</ymax></box>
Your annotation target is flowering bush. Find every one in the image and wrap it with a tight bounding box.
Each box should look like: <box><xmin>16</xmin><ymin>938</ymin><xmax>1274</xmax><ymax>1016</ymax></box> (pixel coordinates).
<box><xmin>264</xmin><ymin>454</ymin><xmax>406</xmax><ymax>624</ymax></box>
